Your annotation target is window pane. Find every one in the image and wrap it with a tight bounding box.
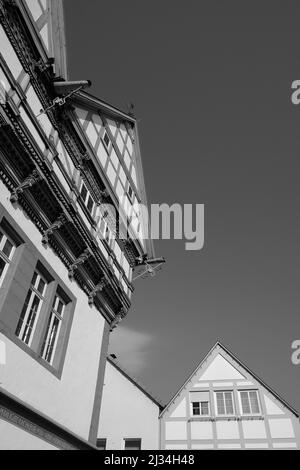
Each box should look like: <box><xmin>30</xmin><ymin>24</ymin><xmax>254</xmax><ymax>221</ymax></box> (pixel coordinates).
<box><xmin>216</xmin><ymin>392</ymin><xmax>225</xmax><ymax>415</ymax></box>
<box><xmin>124</xmin><ymin>439</ymin><xmax>141</xmax><ymax>450</ymax></box>
<box><xmin>104</xmin><ymin>132</ymin><xmax>110</xmax><ymax>147</ymax></box>
<box><xmin>96</xmin><ymin>439</ymin><xmax>106</xmax><ymax>450</ymax></box>
<box><xmin>37</xmin><ymin>277</ymin><xmax>46</xmax><ymax>295</ymax></box>
<box><xmin>87</xmin><ymin>196</ymin><xmax>94</xmax><ymax>213</ymax></box>
<box><xmin>201</xmin><ymin>401</ymin><xmax>209</xmax><ymax>415</ymax></box>
<box><xmin>240</xmin><ymin>391</ymin><xmax>251</xmax><ymax>414</ymax></box>
<box><xmin>2</xmin><ymin>239</ymin><xmax>13</xmax><ymax>258</ymax></box>
<box><xmin>81</xmin><ymin>184</ymin><xmax>87</xmax><ymax>201</ymax></box>
<box><xmin>249</xmin><ymin>391</ymin><xmax>260</xmax><ymax>414</ymax></box>
<box><xmin>43</xmin><ymin>314</ymin><xmax>60</xmax><ymax>363</ymax></box>
<box><xmin>224</xmin><ymin>392</ymin><xmax>234</xmax><ymax>414</ymax></box>
<box><xmin>192</xmin><ymin>402</ymin><xmax>200</xmax><ymax>415</ymax></box>
<box><xmin>0</xmin><ymin>257</ymin><xmax>6</xmax><ymax>278</ymax></box>
<box><xmin>15</xmin><ymin>289</ymin><xmax>31</xmax><ymax>337</ymax></box>
<box><xmin>42</xmin><ymin>292</ymin><xmax>65</xmax><ymax>364</ymax></box>
<box><xmin>31</xmin><ymin>271</ymin><xmax>38</xmax><ymax>286</ymax></box>
<box><xmin>22</xmin><ymin>294</ymin><xmax>40</xmax><ymax>344</ymax></box>
<box><xmin>57</xmin><ymin>299</ymin><xmax>64</xmax><ymax>316</ymax></box>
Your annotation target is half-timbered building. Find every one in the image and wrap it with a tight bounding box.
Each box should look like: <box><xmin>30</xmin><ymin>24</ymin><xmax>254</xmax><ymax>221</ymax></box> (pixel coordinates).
<box><xmin>0</xmin><ymin>0</ymin><xmax>153</xmax><ymax>449</ymax></box>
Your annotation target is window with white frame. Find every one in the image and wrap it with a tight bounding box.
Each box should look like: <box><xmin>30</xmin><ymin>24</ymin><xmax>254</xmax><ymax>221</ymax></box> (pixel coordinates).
<box><xmin>80</xmin><ymin>181</ymin><xmax>95</xmax><ymax>215</ymax></box>
<box><xmin>192</xmin><ymin>401</ymin><xmax>209</xmax><ymax>416</ymax></box>
<box><xmin>15</xmin><ymin>270</ymin><xmax>47</xmax><ymax>346</ymax></box>
<box><xmin>239</xmin><ymin>390</ymin><xmax>261</xmax><ymax>415</ymax></box>
<box><xmin>0</xmin><ymin>230</ymin><xmax>15</xmax><ymax>287</ymax></box>
<box><xmin>41</xmin><ymin>293</ymin><xmax>65</xmax><ymax>365</ymax></box>
<box><xmin>190</xmin><ymin>391</ymin><xmax>210</xmax><ymax>416</ymax></box>
<box><xmin>215</xmin><ymin>391</ymin><xmax>235</xmax><ymax>416</ymax></box>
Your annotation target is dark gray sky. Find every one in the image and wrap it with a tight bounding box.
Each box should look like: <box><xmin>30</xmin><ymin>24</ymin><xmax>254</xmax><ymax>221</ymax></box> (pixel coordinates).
<box><xmin>64</xmin><ymin>0</ymin><xmax>300</xmax><ymax>409</ymax></box>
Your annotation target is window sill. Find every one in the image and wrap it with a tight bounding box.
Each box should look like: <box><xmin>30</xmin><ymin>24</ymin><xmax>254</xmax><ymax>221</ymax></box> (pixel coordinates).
<box><xmin>189</xmin><ymin>416</ymin><xmax>214</xmax><ymax>422</ymax></box>
<box><xmin>189</xmin><ymin>416</ymin><xmax>239</xmax><ymax>422</ymax></box>
<box><xmin>239</xmin><ymin>415</ymin><xmax>264</xmax><ymax>421</ymax></box>
<box><xmin>214</xmin><ymin>416</ymin><xmax>239</xmax><ymax>421</ymax></box>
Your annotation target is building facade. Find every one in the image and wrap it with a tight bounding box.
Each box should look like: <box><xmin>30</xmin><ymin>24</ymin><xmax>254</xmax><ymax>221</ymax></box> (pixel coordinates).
<box><xmin>0</xmin><ymin>0</ymin><xmax>153</xmax><ymax>449</ymax></box>
<box><xmin>160</xmin><ymin>343</ymin><xmax>300</xmax><ymax>450</ymax></box>
<box><xmin>97</xmin><ymin>357</ymin><xmax>162</xmax><ymax>450</ymax></box>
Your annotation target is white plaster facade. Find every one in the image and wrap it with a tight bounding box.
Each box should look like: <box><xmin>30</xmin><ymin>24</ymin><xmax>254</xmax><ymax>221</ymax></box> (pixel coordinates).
<box><xmin>0</xmin><ymin>181</ymin><xmax>106</xmax><ymax>445</ymax></box>
<box><xmin>98</xmin><ymin>359</ymin><xmax>162</xmax><ymax>450</ymax></box>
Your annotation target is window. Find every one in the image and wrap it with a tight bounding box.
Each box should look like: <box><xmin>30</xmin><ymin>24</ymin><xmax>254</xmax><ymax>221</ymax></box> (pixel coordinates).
<box><xmin>239</xmin><ymin>390</ymin><xmax>260</xmax><ymax>415</ymax></box>
<box><xmin>127</xmin><ymin>185</ymin><xmax>134</xmax><ymax>202</ymax></box>
<box><xmin>190</xmin><ymin>391</ymin><xmax>210</xmax><ymax>416</ymax></box>
<box><xmin>0</xmin><ymin>208</ymin><xmax>76</xmax><ymax>378</ymax></box>
<box><xmin>0</xmin><ymin>230</ymin><xmax>15</xmax><ymax>286</ymax></box>
<box><xmin>103</xmin><ymin>131</ymin><xmax>110</xmax><ymax>149</ymax></box>
<box><xmin>41</xmin><ymin>293</ymin><xmax>65</xmax><ymax>365</ymax></box>
<box><xmin>98</xmin><ymin>214</ymin><xmax>115</xmax><ymax>249</ymax></box>
<box><xmin>96</xmin><ymin>438</ymin><xmax>107</xmax><ymax>450</ymax></box>
<box><xmin>80</xmin><ymin>182</ymin><xmax>95</xmax><ymax>215</ymax></box>
<box><xmin>192</xmin><ymin>401</ymin><xmax>209</xmax><ymax>416</ymax></box>
<box><xmin>215</xmin><ymin>391</ymin><xmax>235</xmax><ymax>416</ymax></box>
<box><xmin>15</xmin><ymin>270</ymin><xmax>47</xmax><ymax>346</ymax></box>
<box><xmin>124</xmin><ymin>439</ymin><xmax>141</xmax><ymax>450</ymax></box>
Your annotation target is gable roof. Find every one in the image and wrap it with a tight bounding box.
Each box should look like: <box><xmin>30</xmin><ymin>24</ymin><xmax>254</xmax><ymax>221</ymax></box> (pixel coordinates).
<box><xmin>107</xmin><ymin>356</ymin><xmax>164</xmax><ymax>411</ymax></box>
<box><xmin>160</xmin><ymin>341</ymin><xmax>299</xmax><ymax>418</ymax></box>
<box><xmin>70</xmin><ymin>90</ymin><xmax>155</xmax><ymax>260</ymax></box>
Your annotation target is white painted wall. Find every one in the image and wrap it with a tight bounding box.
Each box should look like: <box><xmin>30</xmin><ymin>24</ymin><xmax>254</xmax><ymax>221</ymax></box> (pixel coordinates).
<box><xmin>0</xmin><ymin>418</ymin><xmax>57</xmax><ymax>450</ymax></box>
<box><xmin>0</xmin><ymin>182</ymin><xmax>106</xmax><ymax>441</ymax></box>
<box><xmin>98</xmin><ymin>361</ymin><xmax>160</xmax><ymax>449</ymax></box>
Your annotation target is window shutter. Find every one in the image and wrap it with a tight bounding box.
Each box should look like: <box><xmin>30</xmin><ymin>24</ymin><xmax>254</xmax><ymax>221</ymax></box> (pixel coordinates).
<box><xmin>190</xmin><ymin>391</ymin><xmax>210</xmax><ymax>402</ymax></box>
